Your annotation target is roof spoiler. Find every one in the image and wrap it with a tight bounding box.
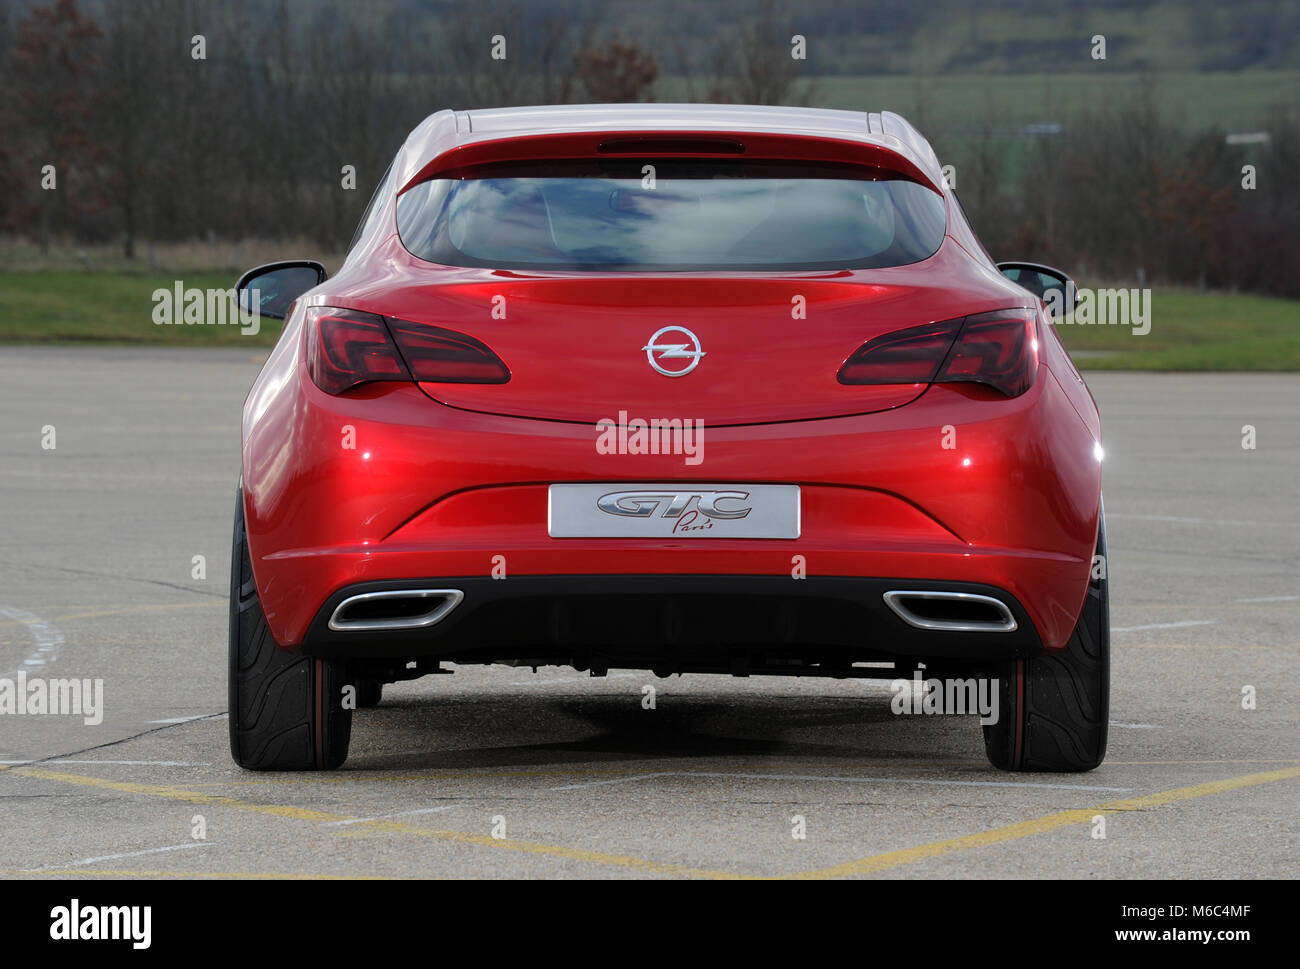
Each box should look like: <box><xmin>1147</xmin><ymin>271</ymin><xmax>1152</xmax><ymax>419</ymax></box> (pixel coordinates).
<box><xmin>398</xmin><ymin>128</ymin><xmax>944</xmax><ymax>195</ymax></box>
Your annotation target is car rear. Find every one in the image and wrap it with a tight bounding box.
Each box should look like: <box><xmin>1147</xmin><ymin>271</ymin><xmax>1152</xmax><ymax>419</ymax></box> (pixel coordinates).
<box><xmin>241</xmin><ymin>110</ymin><xmax>1100</xmax><ymax>681</ymax></box>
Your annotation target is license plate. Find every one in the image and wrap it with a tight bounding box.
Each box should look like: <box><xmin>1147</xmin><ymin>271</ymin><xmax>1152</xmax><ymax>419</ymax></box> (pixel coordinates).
<box><xmin>548</xmin><ymin>484</ymin><xmax>800</xmax><ymax>539</ymax></box>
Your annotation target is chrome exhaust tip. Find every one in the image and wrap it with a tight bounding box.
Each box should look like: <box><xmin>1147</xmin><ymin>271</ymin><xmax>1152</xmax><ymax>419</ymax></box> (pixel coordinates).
<box><xmin>327</xmin><ymin>589</ymin><xmax>464</xmax><ymax>632</ymax></box>
<box><xmin>882</xmin><ymin>590</ymin><xmax>1018</xmax><ymax>633</ymax></box>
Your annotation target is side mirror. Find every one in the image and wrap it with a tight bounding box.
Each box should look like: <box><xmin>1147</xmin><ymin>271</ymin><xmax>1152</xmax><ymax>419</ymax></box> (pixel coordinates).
<box><xmin>997</xmin><ymin>261</ymin><xmax>1076</xmax><ymax>320</ymax></box>
<box><xmin>235</xmin><ymin>260</ymin><xmax>328</xmax><ymax>322</ymax></box>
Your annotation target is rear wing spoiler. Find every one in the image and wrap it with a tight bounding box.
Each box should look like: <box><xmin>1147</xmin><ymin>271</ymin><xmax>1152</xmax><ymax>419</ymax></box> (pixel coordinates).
<box><xmin>398</xmin><ymin>128</ymin><xmax>945</xmax><ymax>196</ymax></box>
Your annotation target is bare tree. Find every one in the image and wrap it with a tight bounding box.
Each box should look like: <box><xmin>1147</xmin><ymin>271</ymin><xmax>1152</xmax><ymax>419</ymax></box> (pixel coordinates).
<box><xmin>10</xmin><ymin>0</ymin><xmax>105</xmax><ymax>251</ymax></box>
<box><xmin>574</xmin><ymin>35</ymin><xmax>658</xmax><ymax>102</ymax></box>
<box><xmin>701</xmin><ymin>0</ymin><xmax>814</xmax><ymax>105</ymax></box>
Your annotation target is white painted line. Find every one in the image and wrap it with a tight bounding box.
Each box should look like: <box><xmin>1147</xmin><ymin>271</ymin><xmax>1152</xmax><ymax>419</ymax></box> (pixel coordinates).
<box><xmin>148</xmin><ymin>715</ymin><xmax>215</xmax><ymax>724</ymax></box>
<box><xmin>551</xmin><ymin>773</ymin><xmax>669</xmax><ymax>791</ymax></box>
<box><xmin>323</xmin><ymin>805</ymin><xmax>460</xmax><ymax>827</ymax></box>
<box><xmin>0</xmin><ymin>605</ymin><xmax>65</xmax><ymax>679</ymax></box>
<box><xmin>22</xmin><ymin>841</ymin><xmax>211</xmax><ymax>872</ymax></box>
<box><xmin>1234</xmin><ymin>596</ymin><xmax>1300</xmax><ymax>603</ymax></box>
<box><xmin>1112</xmin><ymin>620</ymin><xmax>1215</xmax><ymax>633</ymax></box>
<box><xmin>1109</xmin><ymin>721</ymin><xmax>1160</xmax><ymax>729</ymax></box>
<box><xmin>552</xmin><ymin>771</ymin><xmax>1130</xmax><ymax>793</ymax></box>
<box><xmin>385</xmin><ymin>806</ymin><xmax>461</xmax><ymax>820</ymax></box>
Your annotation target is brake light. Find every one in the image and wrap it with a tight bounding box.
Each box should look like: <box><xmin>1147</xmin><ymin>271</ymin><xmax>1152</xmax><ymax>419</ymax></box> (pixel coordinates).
<box><xmin>836</xmin><ymin>318</ymin><xmax>963</xmax><ymax>386</ymax></box>
<box><xmin>935</xmin><ymin>309</ymin><xmax>1038</xmax><ymax>397</ymax></box>
<box><xmin>305</xmin><ymin>307</ymin><xmax>510</xmax><ymax>395</ymax></box>
<box><xmin>306</xmin><ymin>307</ymin><xmax>409</xmax><ymax>395</ymax></box>
<box><xmin>387</xmin><ymin>320</ymin><xmax>511</xmax><ymax>384</ymax></box>
<box><xmin>837</xmin><ymin>308</ymin><xmax>1038</xmax><ymax>398</ymax></box>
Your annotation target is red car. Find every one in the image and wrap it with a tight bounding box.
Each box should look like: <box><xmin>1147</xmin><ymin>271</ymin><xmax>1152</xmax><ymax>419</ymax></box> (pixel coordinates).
<box><xmin>230</xmin><ymin>104</ymin><xmax>1107</xmax><ymax>773</ymax></box>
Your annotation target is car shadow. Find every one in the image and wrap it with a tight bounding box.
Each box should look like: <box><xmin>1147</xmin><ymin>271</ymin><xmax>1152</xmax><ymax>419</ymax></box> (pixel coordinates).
<box><xmin>343</xmin><ymin>689</ymin><xmax>986</xmax><ymax>772</ymax></box>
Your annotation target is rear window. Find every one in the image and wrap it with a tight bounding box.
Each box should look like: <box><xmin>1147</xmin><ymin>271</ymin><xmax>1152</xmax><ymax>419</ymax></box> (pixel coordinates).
<box><xmin>396</xmin><ymin>159</ymin><xmax>946</xmax><ymax>272</ymax></box>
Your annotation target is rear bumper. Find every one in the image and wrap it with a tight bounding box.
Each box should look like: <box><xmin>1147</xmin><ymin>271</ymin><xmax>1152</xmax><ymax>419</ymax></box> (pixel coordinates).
<box><xmin>242</xmin><ymin>355</ymin><xmax>1101</xmax><ymax>651</ymax></box>
<box><xmin>300</xmin><ymin>574</ymin><xmax>1044</xmax><ymax>670</ymax></box>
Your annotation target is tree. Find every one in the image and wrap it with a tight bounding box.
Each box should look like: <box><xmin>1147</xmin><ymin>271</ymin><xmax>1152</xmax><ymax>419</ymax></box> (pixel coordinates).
<box><xmin>9</xmin><ymin>0</ymin><xmax>105</xmax><ymax>249</ymax></box>
<box><xmin>574</xmin><ymin>36</ymin><xmax>658</xmax><ymax>102</ymax></box>
<box><xmin>697</xmin><ymin>0</ymin><xmax>813</xmax><ymax>105</ymax></box>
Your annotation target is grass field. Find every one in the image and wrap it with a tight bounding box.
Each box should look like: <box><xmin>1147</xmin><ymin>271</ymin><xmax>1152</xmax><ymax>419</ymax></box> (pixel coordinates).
<box><xmin>1</xmin><ymin>271</ymin><xmax>1296</xmax><ymax>369</ymax></box>
<box><xmin>1054</xmin><ymin>286</ymin><xmax>1300</xmax><ymax>370</ymax></box>
<box><xmin>0</xmin><ymin>272</ymin><xmax>284</xmax><ymax>347</ymax></box>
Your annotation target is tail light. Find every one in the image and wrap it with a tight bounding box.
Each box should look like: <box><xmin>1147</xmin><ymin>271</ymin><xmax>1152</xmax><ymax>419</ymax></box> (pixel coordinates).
<box><xmin>387</xmin><ymin>320</ymin><xmax>510</xmax><ymax>384</ymax></box>
<box><xmin>835</xmin><ymin>318</ymin><xmax>963</xmax><ymax>386</ymax></box>
<box><xmin>306</xmin><ymin>308</ymin><xmax>409</xmax><ymax>395</ymax></box>
<box><xmin>838</xmin><ymin>308</ymin><xmax>1038</xmax><ymax>398</ymax></box>
<box><xmin>305</xmin><ymin>307</ymin><xmax>509</xmax><ymax>395</ymax></box>
<box><xmin>937</xmin><ymin>308</ymin><xmax>1039</xmax><ymax>397</ymax></box>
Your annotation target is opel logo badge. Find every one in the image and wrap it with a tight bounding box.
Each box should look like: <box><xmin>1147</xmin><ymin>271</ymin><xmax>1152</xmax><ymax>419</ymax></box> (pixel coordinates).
<box><xmin>642</xmin><ymin>325</ymin><xmax>705</xmax><ymax>377</ymax></box>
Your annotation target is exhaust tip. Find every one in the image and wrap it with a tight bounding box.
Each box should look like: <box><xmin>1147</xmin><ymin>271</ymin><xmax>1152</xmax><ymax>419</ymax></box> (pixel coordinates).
<box><xmin>328</xmin><ymin>589</ymin><xmax>464</xmax><ymax>632</ymax></box>
<box><xmin>883</xmin><ymin>590</ymin><xmax>1017</xmax><ymax>633</ymax></box>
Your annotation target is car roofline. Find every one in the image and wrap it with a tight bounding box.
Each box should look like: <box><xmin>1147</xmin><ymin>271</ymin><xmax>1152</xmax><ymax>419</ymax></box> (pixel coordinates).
<box><xmin>394</xmin><ymin>103</ymin><xmax>944</xmax><ymax>197</ymax></box>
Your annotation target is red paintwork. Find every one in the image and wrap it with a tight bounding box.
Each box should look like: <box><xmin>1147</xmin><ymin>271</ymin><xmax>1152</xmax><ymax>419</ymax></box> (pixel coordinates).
<box><xmin>403</xmin><ymin>130</ymin><xmax>941</xmax><ymax>193</ymax></box>
<box><xmin>239</xmin><ymin>105</ymin><xmax>1102</xmax><ymax>652</ymax></box>
<box><xmin>379</xmin><ymin>245</ymin><xmax>1033</xmax><ymax>426</ymax></box>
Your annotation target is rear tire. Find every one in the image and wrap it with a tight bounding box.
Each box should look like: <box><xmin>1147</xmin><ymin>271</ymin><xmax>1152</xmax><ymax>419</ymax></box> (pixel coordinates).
<box><xmin>355</xmin><ymin>679</ymin><xmax>384</xmax><ymax>708</ymax></box>
<box><xmin>229</xmin><ymin>486</ymin><xmax>352</xmax><ymax>770</ymax></box>
<box><xmin>983</xmin><ymin>501</ymin><xmax>1110</xmax><ymax>772</ymax></box>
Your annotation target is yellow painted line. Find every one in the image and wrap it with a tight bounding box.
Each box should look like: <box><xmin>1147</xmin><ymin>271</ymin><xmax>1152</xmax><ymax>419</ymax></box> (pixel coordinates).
<box><xmin>53</xmin><ymin>600</ymin><xmax>223</xmax><ymax>624</ymax></box>
<box><xmin>336</xmin><ymin>818</ymin><xmax>743</xmax><ymax>877</ymax></box>
<box><xmin>7</xmin><ymin>767</ymin><xmax>342</xmax><ymax>822</ymax></box>
<box><xmin>0</xmin><ymin>868</ymin><xmax>390</xmax><ymax>880</ymax></box>
<box><xmin>50</xmin><ymin>601</ymin><xmax>224</xmax><ymax>623</ymax></box>
<box><xmin>6</xmin><ymin>765</ymin><xmax>740</xmax><ymax>879</ymax></box>
<box><xmin>8</xmin><ymin>762</ymin><xmax>1298</xmax><ymax>879</ymax></box>
<box><xmin>785</xmin><ymin>765</ymin><xmax>1300</xmax><ymax>879</ymax></box>
<box><xmin>0</xmin><ymin>600</ymin><xmax>223</xmax><ymax>630</ymax></box>
<box><xmin>191</xmin><ymin>757</ymin><xmax>1300</xmax><ymax>787</ymax></box>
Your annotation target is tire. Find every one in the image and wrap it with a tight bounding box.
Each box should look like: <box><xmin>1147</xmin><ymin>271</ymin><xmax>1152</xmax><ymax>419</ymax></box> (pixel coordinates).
<box><xmin>229</xmin><ymin>486</ymin><xmax>352</xmax><ymax>770</ymax></box>
<box><xmin>983</xmin><ymin>500</ymin><xmax>1110</xmax><ymax>772</ymax></box>
<box><xmin>355</xmin><ymin>679</ymin><xmax>383</xmax><ymax>708</ymax></box>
